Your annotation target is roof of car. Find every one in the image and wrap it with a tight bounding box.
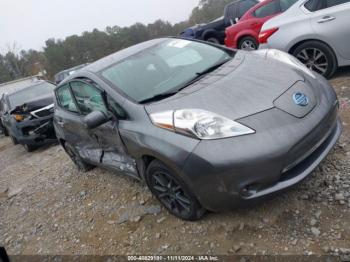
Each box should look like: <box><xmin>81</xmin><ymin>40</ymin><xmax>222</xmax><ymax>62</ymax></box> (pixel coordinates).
<box><xmin>54</xmin><ymin>63</ymin><xmax>90</xmax><ymax>77</ymax></box>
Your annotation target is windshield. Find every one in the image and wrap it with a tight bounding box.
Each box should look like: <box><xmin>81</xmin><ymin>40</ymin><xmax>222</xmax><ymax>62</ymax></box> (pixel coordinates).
<box><xmin>8</xmin><ymin>82</ymin><xmax>55</xmax><ymax>108</ymax></box>
<box><xmin>101</xmin><ymin>39</ymin><xmax>233</xmax><ymax>102</ymax></box>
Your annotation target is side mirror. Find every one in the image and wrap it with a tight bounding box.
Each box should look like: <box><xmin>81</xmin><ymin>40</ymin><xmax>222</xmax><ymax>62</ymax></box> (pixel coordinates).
<box><xmin>235</xmin><ymin>17</ymin><xmax>239</xmax><ymax>23</ymax></box>
<box><xmin>83</xmin><ymin>111</ymin><xmax>110</xmax><ymax>129</ymax></box>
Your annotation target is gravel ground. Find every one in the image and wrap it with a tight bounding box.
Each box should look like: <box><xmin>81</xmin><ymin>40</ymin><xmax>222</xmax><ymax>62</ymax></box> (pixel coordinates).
<box><xmin>0</xmin><ymin>69</ymin><xmax>350</xmax><ymax>256</ymax></box>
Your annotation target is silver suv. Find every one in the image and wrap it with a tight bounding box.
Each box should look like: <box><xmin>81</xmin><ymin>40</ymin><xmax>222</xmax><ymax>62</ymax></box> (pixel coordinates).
<box><xmin>259</xmin><ymin>0</ymin><xmax>350</xmax><ymax>78</ymax></box>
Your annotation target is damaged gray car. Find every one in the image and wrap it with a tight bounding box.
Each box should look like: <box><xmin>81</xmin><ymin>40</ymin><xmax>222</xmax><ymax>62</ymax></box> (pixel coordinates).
<box><xmin>0</xmin><ymin>80</ymin><xmax>57</xmax><ymax>152</ymax></box>
<box><xmin>54</xmin><ymin>38</ymin><xmax>341</xmax><ymax>220</ymax></box>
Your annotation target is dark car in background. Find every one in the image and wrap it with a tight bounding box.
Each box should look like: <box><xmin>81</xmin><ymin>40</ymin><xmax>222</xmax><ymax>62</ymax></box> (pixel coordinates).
<box><xmin>54</xmin><ymin>63</ymin><xmax>89</xmax><ymax>84</ymax></box>
<box><xmin>0</xmin><ymin>80</ymin><xmax>57</xmax><ymax>152</ymax></box>
<box><xmin>180</xmin><ymin>0</ymin><xmax>259</xmax><ymax>44</ymax></box>
<box><xmin>54</xmin><ymin>38</ymin><xmax>341</xmax><ymax>220</ymax></box>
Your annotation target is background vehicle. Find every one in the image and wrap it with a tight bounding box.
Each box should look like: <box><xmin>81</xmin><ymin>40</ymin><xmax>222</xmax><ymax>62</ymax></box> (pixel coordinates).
<box><xmin>225</xmin><ymin>0</ymin><xmax>298</xmax><ymax>50</ymax></box>
<box><xmin>180</xmin><ymin>0</ymin><xmax>259</xmax><ymax>44</ymax></box>
<box><xmin>259</xmin><ymin>0</ymin><xmax>350</xmax><ymax>78</ymax></box>
<box><xmin>54</xmin><ymin>64</ymin><xmax>89</xmax><ymax>84</ymax></box>
<box><xmin>0</xmin><ymin>76</ymin><xmax>43</xmax><ymax>137</ymax></box>
<box><xmin>0</xmin><ymin>80</ymin><xmax>57</xmax><ymax>152</ymax></box>
<box><xmin>54</xmin><ymin>38</ymin><xmax>340</xmax><ymax>220</ymax></box>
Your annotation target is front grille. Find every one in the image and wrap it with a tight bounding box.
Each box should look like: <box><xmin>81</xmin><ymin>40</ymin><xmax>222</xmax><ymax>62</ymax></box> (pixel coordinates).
<box><xmin>280</xmin><ymin>120</ymin><xmax>338</xmax><ymax>182</ymax></box>
<box><xmin>31</xmin><ymin>105</ymin><xmax>54</xmax><ymax>118</ymax></box>
<box><xmin>283</xmin><ymin>105</ymin><xmax>338</xmax><ymax>173</ymax></box>
<box><xmin>33</xmin><ymin>108</ymin><xmax>53</xmax><ymax>118</ymax></box>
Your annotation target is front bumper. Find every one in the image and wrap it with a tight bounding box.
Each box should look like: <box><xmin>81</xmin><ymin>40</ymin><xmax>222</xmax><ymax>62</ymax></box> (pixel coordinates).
<box><xmin>11</xmin><ymin>115</ymin><xmax>57</xmax><ymax>146</ymax></box>
<box><xmin>182</xmin><ymin>77</ymin><xmax>341</xmax><ymax>212</ymax></box>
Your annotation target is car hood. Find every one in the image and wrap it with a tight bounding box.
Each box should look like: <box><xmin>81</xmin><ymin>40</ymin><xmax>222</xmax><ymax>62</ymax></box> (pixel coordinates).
<box><xmin>145</xmin><ymin>50</ymin><xmax>305</xmax><ymax>120</ymax></box>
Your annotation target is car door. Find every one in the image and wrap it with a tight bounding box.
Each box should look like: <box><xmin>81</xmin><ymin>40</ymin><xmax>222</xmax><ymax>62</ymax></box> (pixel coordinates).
<box><xmin>55</xmin><ymin>83</ymin><xmax>101</xmax><ymax>164</ymax></box>
<box><xmin>70</xmin><ymin>79</ymin><xmax>138</xmax><ymax>178</ymax></box>
<box><xmin>308</xmin><ymin>0</ymin><xmax>350</xmax><ymax>59</ymax></box>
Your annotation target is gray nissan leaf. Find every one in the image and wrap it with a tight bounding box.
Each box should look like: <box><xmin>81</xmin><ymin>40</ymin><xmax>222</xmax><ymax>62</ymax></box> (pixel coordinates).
<box><xmin>53</xmin><ymin>38</ymin><xmax>341</xmax><ymax>220</ymax></box>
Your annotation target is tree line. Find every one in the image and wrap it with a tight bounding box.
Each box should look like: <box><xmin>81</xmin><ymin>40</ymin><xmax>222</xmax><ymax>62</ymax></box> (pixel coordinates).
<box><xmin>0</xmin><ymin>0</ymin><xmax>234</xmax><ymax>84</ymax></box>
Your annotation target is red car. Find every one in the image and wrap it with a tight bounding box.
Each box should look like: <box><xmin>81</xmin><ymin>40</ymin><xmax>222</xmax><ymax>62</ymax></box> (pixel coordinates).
<box><xmin>225</xmin><ymin>0</ymin><xmax>298</xmax><ymax>50</ymax></box>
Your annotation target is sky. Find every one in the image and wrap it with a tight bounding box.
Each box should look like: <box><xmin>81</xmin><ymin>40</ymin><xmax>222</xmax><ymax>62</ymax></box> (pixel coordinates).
<box><xmin>0</xmin><ymin>0</ymin><xmax>199</xmax><ymax>53</ymax></box>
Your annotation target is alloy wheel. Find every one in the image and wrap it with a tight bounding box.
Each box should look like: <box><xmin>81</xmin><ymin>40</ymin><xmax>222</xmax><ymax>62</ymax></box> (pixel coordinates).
<box><xmin>296</xmin><ymin>48</ymin><xmax>329</xmax><ymax>75</ymax></box>
<box><xmin>150</xmin><ymin>171</ymin><xmax>192</xmax><ymax>217</ymax></box>
<box><xmin>241</xmin><ymin>40</ymin><xmax>257</xmax><ymax>51</ymax></box>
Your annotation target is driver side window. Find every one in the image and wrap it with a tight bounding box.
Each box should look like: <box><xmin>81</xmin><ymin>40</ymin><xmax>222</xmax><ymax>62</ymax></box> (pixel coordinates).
<box><xmin>70</xmin><ymin>81</ymin><xmax>107</xmax><ymax>115</ymax></box>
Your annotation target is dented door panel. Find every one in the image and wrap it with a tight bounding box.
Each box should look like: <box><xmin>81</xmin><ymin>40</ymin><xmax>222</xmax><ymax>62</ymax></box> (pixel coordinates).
<box><xmin>91</xmin><ymin>120</ymin><xmax>138</xmax><ymax>178</ymax></box>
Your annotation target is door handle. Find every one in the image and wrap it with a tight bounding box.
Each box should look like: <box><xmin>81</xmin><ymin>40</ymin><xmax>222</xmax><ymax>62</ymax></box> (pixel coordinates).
<box><xmin>318</xmin><ymin>16</ymin><xmax>335</xmax><ymax>23</ymax></box>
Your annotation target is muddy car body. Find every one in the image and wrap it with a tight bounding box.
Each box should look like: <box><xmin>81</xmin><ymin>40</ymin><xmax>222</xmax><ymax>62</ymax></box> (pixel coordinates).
<box><xmin>54</xmin><ymin>38</ymin><xmax>341</xmax><ymax>220</ymax></box>
<box><xmin>1</xmin><ymin>80</ymin><xmax>57</xmax><ymax>151</ymax></box>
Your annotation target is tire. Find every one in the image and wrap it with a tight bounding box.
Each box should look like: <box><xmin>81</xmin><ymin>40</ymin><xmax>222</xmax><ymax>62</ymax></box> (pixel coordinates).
<box><xmin>3</xmin><ymin>127</ymin><xmax>9</xmax><ymax>137</ymax></box>
<box><xmin>238</xmin><ymin>36</ymin><xmax>258</xmax><ymax>51</ymax></box>
<box><xmin>23</xmin><ymin>144</ymin><xmax>37</xmax><ymax>152</ymax></box>
<box><xmin>206</xmin><ymin>37</ymin><xmax>220</xmax><ymax>45</ymax></box>
<box><xmin>145</xmin><ymin>160</ymin><xmax>205</xmax><ymax>221</ymax></box>
<box><xmin>64</xmin><ymin>142</ymin><xmax>94</xmax><ymax>172</ymax></box>
<box><xmin>10</xmin><ymin>135</ymin><xmax>18</xmax><ymax>145</ymax></box>
<box><xmin>292</xmin><ymin>41</ymin><xmax>337</xmax><ymax>79</ymax></box>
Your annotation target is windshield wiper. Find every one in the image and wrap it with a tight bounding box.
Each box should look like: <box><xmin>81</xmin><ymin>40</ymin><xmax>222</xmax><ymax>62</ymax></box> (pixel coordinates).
<box><xmin>195</xmin><ymin>58</ymin><xmax>231</xmax><ymax>77</ymax></box>
<box><xmin>139</xmin><ymin>91</ymin><xmax>178</xmax><ymax>104</ymax></box>
<box><xmin>140</xmin><ymin>58</ymin><xmax>231</xmax><ymax>104</ymax></box>
<box><xmin>172</xmin><ymin>58</ymin><xmax>232</xmax><ymax>93</ymax></box>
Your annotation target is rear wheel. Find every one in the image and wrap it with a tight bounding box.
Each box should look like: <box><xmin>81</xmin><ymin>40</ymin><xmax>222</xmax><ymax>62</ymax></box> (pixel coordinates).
<box><xmin>145</xmin><ymin>160</ymin><xmax>205</xmax><ymax>221</ymax></box>
<box><xmin>64</xmin><ymin>142</ymin><xmax>94</xmax><ymax>172</ymax></box>
<box><xmin>238</xmin><ymin>36</ymin><xmax>258</xmax><ymax>51</ymax></box>
<box><xmin>292</xmin><ymin>41</ymin><xmax>337</xmax><ymax>79</ymax></box>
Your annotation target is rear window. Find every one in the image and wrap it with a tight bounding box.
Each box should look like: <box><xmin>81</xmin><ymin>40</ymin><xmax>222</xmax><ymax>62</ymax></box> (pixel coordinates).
<box><xmin>280</xmin><ymin>0</ymin><xmax>298</xmax><ymax>11</ymax></box>
<box><xmin>238</xmin><ymin>0</ymin><xmax>258</xmax><ymax>17</ymax></box>
<box><xmin>254</xmin><ymin>1</ymin><xmax>279</xmax><ymax>18</ymax></box>
<box><xmin>304</xmin><ymin>0</ymin><xmax>349</xmax><ymax>11</ymax></box>
<box><xmin>326</xmin><ymin>0</ymin><xmax>350</xmax><ymax>7</ymax></box>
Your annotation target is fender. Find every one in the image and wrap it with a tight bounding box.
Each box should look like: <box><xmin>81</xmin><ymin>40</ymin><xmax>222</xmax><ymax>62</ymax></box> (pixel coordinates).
<box><xmin>236</xmin><ymin>29</ymin><xmax>259</xmax><ymax>46</ymax></box>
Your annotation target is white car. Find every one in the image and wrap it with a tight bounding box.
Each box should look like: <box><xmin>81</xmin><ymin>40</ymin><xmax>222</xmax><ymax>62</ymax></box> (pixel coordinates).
<box><xmin>259</xmin><ymin>0</ymin><xmax>350</xmax><ymax>78</ymax></box>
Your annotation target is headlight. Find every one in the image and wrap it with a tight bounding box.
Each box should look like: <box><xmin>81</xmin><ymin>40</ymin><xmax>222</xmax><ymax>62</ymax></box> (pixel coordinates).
<box><xmin>267</xmin><ymin>49</ymin><xmax>316</xmax><ymax>79</ymax></box>
<box><xmin>150</xmin><ymin>109</ymin><xmax>255</xmax><ymax>140</ymax></box>
<box><xmin>13</xmin><ymin>114</ymin><xmax>31</xmax><ymax>122</ymax></box>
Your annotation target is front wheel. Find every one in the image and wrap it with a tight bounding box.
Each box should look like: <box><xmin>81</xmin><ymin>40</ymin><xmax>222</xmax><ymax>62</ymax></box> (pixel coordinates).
<box><xmin>145</xmin><ymin>160</ymin><xmax>205</xmax><ymax>221</ymax></box>
<box><xmin>10</xmin><ymin>135</ymin><xmax>18</xmax><ymax>145</ymax></box>
<box><xmin>292</xmin><ymin>41</ymin><xmax>337</xmax><ymax>79</ymax></box>
<box><xmin>3</xmin><ymin>127</ymin><xmax>9</xmax><ymax>137</ymax></box>
<box><xmin>23</xmin><ymin>144</ymin><xmax>37</xmax><ymax>152</ymax></box>
<box><xmin>206</xmin><ymin>37</ymin><xmax>220</xmax><ymax>44</ymax></box>
<box><xmin>238</xmin><ymin>36</ymin><xmax>258</xmax><ymax>51</ymax></box>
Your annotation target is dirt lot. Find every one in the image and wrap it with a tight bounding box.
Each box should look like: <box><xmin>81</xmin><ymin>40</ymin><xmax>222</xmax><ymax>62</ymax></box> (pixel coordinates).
<box><xmin>1</xmin><ymin>69</ymin><xmax>350</xmax><ymax>257</ymax></box>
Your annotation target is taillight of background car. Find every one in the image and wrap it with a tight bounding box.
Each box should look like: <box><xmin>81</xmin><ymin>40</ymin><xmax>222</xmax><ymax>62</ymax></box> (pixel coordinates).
<box><xmin>259</xmin><ymin>28</ymin><xmax>279</xmax><ymax>44</ymax></box>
